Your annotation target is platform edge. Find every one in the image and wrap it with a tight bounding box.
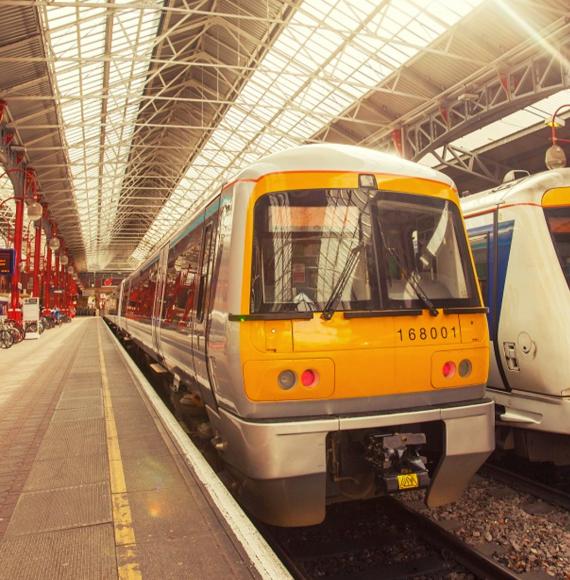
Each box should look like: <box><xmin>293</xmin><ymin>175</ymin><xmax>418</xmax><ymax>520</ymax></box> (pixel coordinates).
<box><xmin>102</xmin><ymin>321</ymin><xmax>292</xmax><ymax>580</ymax></box>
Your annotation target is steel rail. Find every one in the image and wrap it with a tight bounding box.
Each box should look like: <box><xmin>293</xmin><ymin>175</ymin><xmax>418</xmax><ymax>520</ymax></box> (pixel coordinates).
<box><xmin>383</xmin><ymin>497</ymin><xmax>519</xmax><ymax>580</ymax></box>
<box><xmin>259</xmin><ymin>496</ymin><xmax>520</xmax><ymax>580</ymax></box>
<box><xmin>481</xmin><ymin>463</ymin><xmax>570</xmax><ymax>512</ymax></box>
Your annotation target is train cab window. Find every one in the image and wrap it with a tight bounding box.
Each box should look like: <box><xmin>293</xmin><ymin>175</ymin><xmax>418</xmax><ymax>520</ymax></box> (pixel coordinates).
<box><xmin>375</xmin><ymin>193</ymin><xmax>478</xmax><ymax>309</ymax></box>
<box><xmin>163</xmin><ymin>226</ymin><xmax>202</xmax><ymax>330</ymax></box>
<box><xmin>544</xmin><ymin>207</ymin><xmax>570</xmax><ymax>288</ymax></box>
<box><xmin>252</xmin><ymin>189</ymin><xmax>379</xmax><ymax>313</ymax></box>
<box><xmin>252</xmin><ymin>189</ymin><xmax>478</xmax><ymax>314</ymax></box>
<box><xmin>468</xmin><ymin>232</ymin><xmax>489</xmax><ymax>305</ymax></box>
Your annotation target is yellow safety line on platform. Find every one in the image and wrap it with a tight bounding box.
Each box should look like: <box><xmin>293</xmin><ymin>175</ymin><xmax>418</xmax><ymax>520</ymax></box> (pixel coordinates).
<box><xmin>97</xmin><ymin>322</ymin><xmax>142</xmax><ymax>580</ymax></box>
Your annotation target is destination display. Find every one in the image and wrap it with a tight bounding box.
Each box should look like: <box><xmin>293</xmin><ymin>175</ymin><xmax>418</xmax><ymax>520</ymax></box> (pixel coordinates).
<box><xmin>0</xmin><ymin>248</ymin><xmax>15</xmax><ymax>275</ymax></box>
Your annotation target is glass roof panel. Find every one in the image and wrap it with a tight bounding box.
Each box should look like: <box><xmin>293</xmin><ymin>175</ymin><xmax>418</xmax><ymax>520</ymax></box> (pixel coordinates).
<box><xmin>42</xmin><ymin>0</ymin><xmax>163</xmax><ymax>269</ymax></box>
<box><xmin>37</xmin><ymin>0</ymin><xmax>482</xmax><ymax>267</ymax></box>
<box><xmin>133</xmin><ymin>0</ymin><xmax>483</xmax><ymax>260</ymax></box>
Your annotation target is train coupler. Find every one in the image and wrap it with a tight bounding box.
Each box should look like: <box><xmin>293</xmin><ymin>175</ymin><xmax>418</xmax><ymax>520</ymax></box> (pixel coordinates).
<box><xmin>365</xmin><ymin>432</ymin><xmax>430</xmax><ymax>493</ymax></box>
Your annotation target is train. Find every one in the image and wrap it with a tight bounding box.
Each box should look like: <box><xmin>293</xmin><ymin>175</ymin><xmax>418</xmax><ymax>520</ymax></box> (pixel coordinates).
<box><xmin>461</xmin><ymin>168</ymin><xmax>570</xmax><ymax>466</ymax></box>
<box><xmin>106</xmin><ymin>143</ymin><xmax>494</xmax><ymax>526</ymax></box>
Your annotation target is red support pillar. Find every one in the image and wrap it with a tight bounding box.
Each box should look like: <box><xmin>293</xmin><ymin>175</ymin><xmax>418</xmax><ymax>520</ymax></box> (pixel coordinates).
<box><xmin>54</xmin><ymin>252</ymin><xmax>60</xmax><ymax>309</ymax></box>
<box><xmin>8</xmin><ymin>196</ymin><xmax>24</xmax><ymax>320</ymax></box>
<box><xmin>63</xmin><ymin>269</ymin><xmax>68</xmax><ymax>314</ymax></box>
<box><xmin>44</xmin><ymin>237</ymin><xmax>52</xmax><ymax>312</ymax></box>
<box><xmin>32</xmin><ymin>220</ymin><xmax>42</xmax><ymax>297</ymax></box>
<box><xmin>25</xmin><ymin>227</ymin><xmax>31</xmax><ymax>273</ymax></box>
<box><xmin>391</xmin><ymin>128</ymin><xmax>404</xmax><ymax>158</ymax></box>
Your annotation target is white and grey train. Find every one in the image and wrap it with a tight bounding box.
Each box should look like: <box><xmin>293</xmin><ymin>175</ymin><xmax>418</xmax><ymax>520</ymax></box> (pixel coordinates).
<box><xmin>461</xmin><ymin>168</ymin><xmax>570</xmax><ymax>465</ymax></box>
<box><xmin>106</xmin><ymin>144</ymin><xmax>495</xmax><ymax>526</ymax></box>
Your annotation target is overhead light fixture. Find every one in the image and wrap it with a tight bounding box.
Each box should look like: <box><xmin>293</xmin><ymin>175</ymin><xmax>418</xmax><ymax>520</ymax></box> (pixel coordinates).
<box><xmin>545</xmin><ymin>104</ymin><xmax>570</xmax><ymax>169</ymax></box>
<box><xmin>545</xmin><ymin>144</ymin><xmax>567</xmax><ymax>169</ymax></box>
<box><xmin>26</xmin><ymin>201</ymin><xmax>43</xmax><ymax>222</ymax></box>
<box><xmin>48</xmin><ymin>236</ymin><xmax>60</xmax><ymax>251</ymax></box>
<box><xmin>457</xmin><ymin>91</ymin><xmax>478</xmax><ymax>102</ymax></box>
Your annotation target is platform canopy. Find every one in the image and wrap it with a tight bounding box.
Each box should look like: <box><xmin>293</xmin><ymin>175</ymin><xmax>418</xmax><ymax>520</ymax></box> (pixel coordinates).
<box><xmin>0</xmin><ymin>0</ymin><xmax>568</xmax><ymax>272</ymax></box>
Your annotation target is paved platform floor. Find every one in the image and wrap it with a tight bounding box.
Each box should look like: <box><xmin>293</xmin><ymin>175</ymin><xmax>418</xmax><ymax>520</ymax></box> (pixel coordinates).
<box><xmin>0</xmin><ymin>317</ymin><xmax>261</xmax><ymax>579</ymax></box>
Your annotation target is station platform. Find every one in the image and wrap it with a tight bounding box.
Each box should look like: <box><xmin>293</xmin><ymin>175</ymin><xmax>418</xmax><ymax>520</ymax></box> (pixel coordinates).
<box><xmin>0</xmin><ymin>317</ymin><xmax>287</xmax><ymax>579</ymax></box>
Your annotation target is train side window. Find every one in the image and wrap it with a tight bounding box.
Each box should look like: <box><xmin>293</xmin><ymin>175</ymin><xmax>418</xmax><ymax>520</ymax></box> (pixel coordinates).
<box><xmin>469</xmin><ymin>232</ymin><xmax>489</xmax><ymax>305</ymax></box>
<box><xmin>196</xmin><ymin>220</ymin><xmax>216</xmax><ymax>323</ymax></box>
<box><xmin>136</xmin><ymin>261</ymin><xmax>159</xmax><ymax>321</ymax></box>
<box><xmin>163</xmin><ymin>225</ymin><xmax>203</xmax><ymax>330</ymax></box>
<box><xmin>127</xmin><ymin>276</ymin><xmax>141</xmax><ymax>317</ymax></box>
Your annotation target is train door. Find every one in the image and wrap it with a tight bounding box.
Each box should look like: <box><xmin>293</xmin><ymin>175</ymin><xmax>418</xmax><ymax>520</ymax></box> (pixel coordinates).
<box><xmin>152</xmin><ymin>246</ymin><xmax>169</xmax><ymax>354</ymax></box>
<box><xmin>192</xmin><ymin>196</ymin><xmax>221</xmax><ymax>389</ymax></box>
<box><xmin>122</xmin><ymin>279</ymin><xmax>131</xmax><ymax>334</ymax></box>
<box><xmin>467</xmin><ymin>211</ymin><xmax>515</xmax><ymax>391</ymax></box>
<box><xmin>119</xmin><ymin>279</ymin><xmax>129</xmax><ymax>332</ymax></box>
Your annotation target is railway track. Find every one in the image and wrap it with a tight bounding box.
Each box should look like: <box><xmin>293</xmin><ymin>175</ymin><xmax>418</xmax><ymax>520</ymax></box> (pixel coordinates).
<box><xmin>259</xmin><ymin>496</ymin><xmax>518</xmax><ymax>580</ymax></box>
<box><xmin>481</xmin><ymin>463</ymin><xmax>570</xmax><ymax>511</ymax></box>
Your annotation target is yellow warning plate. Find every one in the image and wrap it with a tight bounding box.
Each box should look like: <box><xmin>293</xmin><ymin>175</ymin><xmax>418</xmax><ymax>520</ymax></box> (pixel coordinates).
<box><xmin>397</xmin><ymin>473</ymin><xmax>419</xmax><ymax>490</ymax></box>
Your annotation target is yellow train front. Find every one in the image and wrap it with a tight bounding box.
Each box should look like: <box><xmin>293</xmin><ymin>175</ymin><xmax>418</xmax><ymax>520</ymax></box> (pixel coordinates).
<box><xmin>200</xmin><ymin>144</ymin><xmax>494</xmax><ymax>526</ymax></box>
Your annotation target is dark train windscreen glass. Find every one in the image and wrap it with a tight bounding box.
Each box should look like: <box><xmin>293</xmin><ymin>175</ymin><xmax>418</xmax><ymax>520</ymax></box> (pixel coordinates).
<box><xmin>251</xmin><ymin>189</ymin><xmax>478</xmax><ymax>313</ymax></box>
<box><xmin>544</xmin><ymin>206</ymin><xmax>570</xmax><ymax>288</ymax></box>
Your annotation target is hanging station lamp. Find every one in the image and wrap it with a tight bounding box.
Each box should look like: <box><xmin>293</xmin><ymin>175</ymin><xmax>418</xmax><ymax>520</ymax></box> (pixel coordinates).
<box><xmin>48</xmin><ymin>236</ymin><xmax>60</xmax><ymax>251</ymax></box>
<box><xmin>546</xmin><ymin>104</ymin><xmax>570</xmax><ymax>169</ymax></box>
<box><xmin>26</xmin><ymin>201</ymin><xmax>43</xmax><ymax>222</ymax></box>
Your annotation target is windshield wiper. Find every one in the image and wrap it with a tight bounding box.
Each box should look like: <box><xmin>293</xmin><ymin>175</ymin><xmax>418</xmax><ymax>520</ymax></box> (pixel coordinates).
<box><xmin>321</xmin><ymin>243</ymin><xmax>365</xmax><ymax>320</ymax></box>
<box><xmin>383</xmin><ymin>244</ymin><xmax>439</xmax><ymax>317</ymax></box>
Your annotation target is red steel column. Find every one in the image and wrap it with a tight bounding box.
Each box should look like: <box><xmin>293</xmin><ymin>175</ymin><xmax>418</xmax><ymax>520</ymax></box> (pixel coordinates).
<box><xmin>32</xmin><ymin>220</ymin><xmax>42</xmax><ymax>297</ymax></box>
<box><xmin>54</xmin><ymin>252</ymin><xmax>60</xmax><ymax>309</ymax></box>
<box><xmin>44</xmin><ymin>236</ymin><xmax>52</xmax><ymax>311</ymax></box>
<box><xmin>63</xmin><ymin>269</ymin><xmax>68</xmax><ymax>313</ymax></box>
<box><xmin>9</xmin><ymin>195</ymin><xmax>24</xmax><ymax>320</ymax></box>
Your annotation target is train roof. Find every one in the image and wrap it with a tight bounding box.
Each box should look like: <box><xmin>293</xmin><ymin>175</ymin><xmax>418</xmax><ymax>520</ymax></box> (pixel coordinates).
<box><xmin>235</xmin><ymin>143</ymin><xmax>456</xmax><ymax>189</ymax></box>
<box><xmin>460</xmin><ymin>167</ymin><xmax>570</xmax><ymax>214</ymax></box>
<box><xmin>124</xmin><ymin>144</ymin><xmax>457</xmax><ymax>281</ymax></box>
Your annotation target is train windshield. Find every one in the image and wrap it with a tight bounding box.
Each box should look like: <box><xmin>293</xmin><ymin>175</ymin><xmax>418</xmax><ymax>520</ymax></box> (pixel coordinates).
<box><xmin>251</xmin><ymin>189</ymin><xmax>478</xmax><ymax>314</ymax></box>
<box><xmin>544</xmin><ymin>207</ymin><xmax>570</xmax><ymax>288</ymax></box>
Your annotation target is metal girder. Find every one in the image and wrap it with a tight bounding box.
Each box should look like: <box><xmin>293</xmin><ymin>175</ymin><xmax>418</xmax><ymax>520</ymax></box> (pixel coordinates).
<box><xmin>432</xmin><ymin>144</ymin><xmax>512</xmax><ymax>187</ymax></box>
<box><xmin>373</xmin><ymin>24</ymin><xmax>570</xmax><ymax>160</ymax></box>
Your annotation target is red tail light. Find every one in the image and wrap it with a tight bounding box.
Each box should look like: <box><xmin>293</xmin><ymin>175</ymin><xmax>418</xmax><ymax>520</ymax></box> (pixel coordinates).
<box><xmin>442</xmin><ymin>361</ymin><xmax>456</xmax><ymax>378</ymax></box>
<box><xmin>301</xmin><ymin>369</ymin><xmax>317</xmax><ymax>387</ymax></box>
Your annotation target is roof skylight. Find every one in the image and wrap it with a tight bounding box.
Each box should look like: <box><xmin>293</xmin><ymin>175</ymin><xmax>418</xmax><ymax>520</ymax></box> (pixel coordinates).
<box><xmin>133</xmin><ymin>0</ymin><xmax>482</xmax><ymax>261</ymax></box>
<box><xmin>42</xmin><ymin>0</ymin><xmax>163</xmax><ymax>269</ymax></box>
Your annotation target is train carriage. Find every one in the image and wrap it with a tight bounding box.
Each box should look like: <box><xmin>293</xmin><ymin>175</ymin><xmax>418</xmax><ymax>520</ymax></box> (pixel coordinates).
<box><xmin>109</xmin><ymin>144</ymin><xmax>494</xmax><ymax>526</ymax></box>
<box><xmin>461</xmin><ymin>168</ymin><xmax>570</xmax><ymax>466</ymax></box>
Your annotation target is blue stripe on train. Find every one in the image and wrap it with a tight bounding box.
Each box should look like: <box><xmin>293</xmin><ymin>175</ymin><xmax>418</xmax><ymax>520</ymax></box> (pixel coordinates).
<box><xmin>467</xmin><ymin>220</ymin><xmax>514</xmax><ymax>340</ymax></box>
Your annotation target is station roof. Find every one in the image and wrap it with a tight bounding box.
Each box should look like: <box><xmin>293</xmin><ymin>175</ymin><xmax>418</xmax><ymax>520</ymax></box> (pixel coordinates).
<box><xmin>0</xmin><ymin>0</ymin><xmax>568</xmax><ymax>272</ymax></box>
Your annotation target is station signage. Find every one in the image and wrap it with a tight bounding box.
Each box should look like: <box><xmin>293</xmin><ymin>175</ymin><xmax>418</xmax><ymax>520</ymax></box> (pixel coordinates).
<box><xmin>0</xmin><ymin>248</ymin><xmax>15</xmax><ymax>275</ymax></box>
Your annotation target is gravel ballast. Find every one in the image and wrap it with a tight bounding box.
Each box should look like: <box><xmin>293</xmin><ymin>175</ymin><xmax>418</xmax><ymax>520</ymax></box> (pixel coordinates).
<box><xmin>401</xmin><ymin>475</ymin><xmax>570</xmax><ymax>578</ymax></box>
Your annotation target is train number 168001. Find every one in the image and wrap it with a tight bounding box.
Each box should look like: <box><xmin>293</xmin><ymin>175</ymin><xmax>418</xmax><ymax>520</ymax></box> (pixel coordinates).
<box><xmin>396</xmin><ymin>326</ymin><xmax>457</xmax><ymax>342</ymax></box>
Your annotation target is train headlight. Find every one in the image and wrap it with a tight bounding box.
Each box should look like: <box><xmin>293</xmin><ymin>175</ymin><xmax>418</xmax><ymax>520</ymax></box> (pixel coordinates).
<box><xmin>301</xmin><ymin>369</ymin><xmax>318</xmax><ymax>387</ymax></box>
<box><xmin>278</xmin><ymin>370</ymin><xmax>296</xmax><ymax>390</ymax></box>
<box><xmin>458</xmin><ymin>359</ymin><xmax>472</xmax><ymax>377</ymax></box>
<box><xmin>442</xmin><ymin>361</ymin><xmax>456</xmax><ymax>378</ymax></box>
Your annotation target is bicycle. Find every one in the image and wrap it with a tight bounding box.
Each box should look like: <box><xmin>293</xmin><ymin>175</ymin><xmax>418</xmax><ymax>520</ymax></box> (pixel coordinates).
<box><xmin>25</xmin><ymin>319</ymin><xmax>44</xmax><ymax>335</ymax></box>
<box><xmin>0</xmin><ymin>319</ymin><xmax>15</xmax><ymax>349</ymax></box>
<box><xmin>3</xmin><ymin>319</ymin><xmax>25</xmax><ymax>343</ymax></box>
